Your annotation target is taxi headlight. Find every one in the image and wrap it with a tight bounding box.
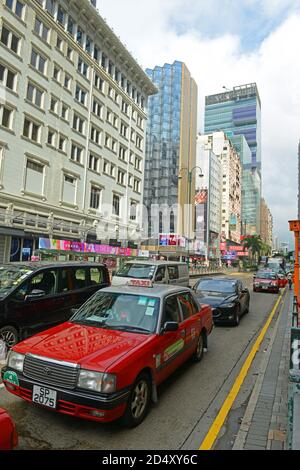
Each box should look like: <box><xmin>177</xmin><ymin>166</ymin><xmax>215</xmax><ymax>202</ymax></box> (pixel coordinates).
<box><xmin>77</xmin><ymin>370</ymin><xmax>116</xmax><ymax>393</ymax></box>
<box><xmin>221</xmin><ymin>302</ymin><xmax>235</xmax><ymax>309</ymax></box>
<box><xmin>7</xmin><ymin>351</ymin><xmax>25</xmax><ymax>372</ymax></box>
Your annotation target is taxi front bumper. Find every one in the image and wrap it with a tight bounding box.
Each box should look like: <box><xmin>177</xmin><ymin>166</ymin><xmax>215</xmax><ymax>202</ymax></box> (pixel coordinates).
<box><xmin>1</xmin><ymin>367</ymin><xmax>130</xmax><ymax>423</ymax></box>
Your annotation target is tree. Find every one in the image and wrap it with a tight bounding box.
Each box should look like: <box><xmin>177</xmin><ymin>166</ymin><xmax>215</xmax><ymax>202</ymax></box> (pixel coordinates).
<box><xmin>242</xmin><ymin>235</ymin><xmax>263</xmax><ymax>265</ymax></box>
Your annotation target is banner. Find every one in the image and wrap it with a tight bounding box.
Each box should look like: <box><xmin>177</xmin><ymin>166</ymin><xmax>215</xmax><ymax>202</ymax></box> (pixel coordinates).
<box><xmin>38</xmin><ymin>238</ymin><xmax>149</xmax><ymax>258</ymax></box>
<box><xmin>195</xmin><ymin>189</ymin><xmax>208</xmax><ymax>206</ymax></box>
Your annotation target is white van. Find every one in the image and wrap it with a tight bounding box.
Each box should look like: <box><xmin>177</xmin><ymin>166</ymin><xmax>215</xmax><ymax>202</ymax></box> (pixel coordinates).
<box><xmin>112</xmin><ymin>261</ymin><xmax>189</xmax><ymax>287</ymax></box>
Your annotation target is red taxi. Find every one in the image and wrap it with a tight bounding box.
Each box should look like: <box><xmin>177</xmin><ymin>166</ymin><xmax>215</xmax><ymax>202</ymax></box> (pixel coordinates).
<box><xmin>1</xmin><ymin>282</ymin><xmax>213</xmax><ymax>427</ymax></box>
<box><xmin>0</xmin><ymin>408</ymin><xmax>18</xmax><ymax>450</ymax></box>
<box><xmin>253</xmin><ymin>271</ymin><xmax>280</xmax><ymax>293</ymax></box>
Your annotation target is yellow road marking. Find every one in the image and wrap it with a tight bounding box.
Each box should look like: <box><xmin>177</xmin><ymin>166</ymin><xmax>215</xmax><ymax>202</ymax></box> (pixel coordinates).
<box><xmin>199</xmin><ymin>289</ymin><xmax>286</xmax><ymax>450</ymax></box>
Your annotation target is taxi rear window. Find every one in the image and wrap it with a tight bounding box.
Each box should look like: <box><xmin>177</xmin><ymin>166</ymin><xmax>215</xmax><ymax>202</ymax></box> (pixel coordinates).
<box><xmin>72</xmin><ymin>292</ymin><xmax>160</xmax><ymax>334</ymax></box>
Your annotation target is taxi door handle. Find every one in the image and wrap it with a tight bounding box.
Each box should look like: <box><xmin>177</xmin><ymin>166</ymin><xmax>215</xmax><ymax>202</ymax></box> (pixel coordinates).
<box><xmin>180</xmin><ymin>330</ymin><xmax>186</xmax><ymax>337</ymax></box>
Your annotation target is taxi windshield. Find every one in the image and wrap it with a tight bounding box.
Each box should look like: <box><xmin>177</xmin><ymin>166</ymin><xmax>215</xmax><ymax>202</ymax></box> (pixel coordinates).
<box><xmin>72</xmin><ymin>292</ymin><xmax>160</xmax><ymax>334</ymax></box>
<box><xmin>0</xmin><ymin>266</ymin><xmax>34</xmax><ymax>297</ymax></box>
<box><xmin>256</xmin><ymin>272</ymin><xmax>277</xmax><ymax>280</ymax></box>
<box><xmin>115</xmin><ymin>264</ymin><xmax>155</xmax><ymax>279</ymax></box>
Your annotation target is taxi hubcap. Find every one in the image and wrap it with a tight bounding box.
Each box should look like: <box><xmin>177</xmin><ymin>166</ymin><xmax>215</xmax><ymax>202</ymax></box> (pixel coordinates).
<box><xmin>131</xmin><ymin>380</ymin><xmax>148</xmax><ymax>419</ymax></box>
<box><xmin>197</xmin><ymin>335</ymin><xmax>203</xmax><ymax>357</ymax></box>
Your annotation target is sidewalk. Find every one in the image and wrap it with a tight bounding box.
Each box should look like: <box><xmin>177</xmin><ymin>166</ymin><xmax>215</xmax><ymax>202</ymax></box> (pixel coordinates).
<box><xmin>233</xmin><ymin>289</ymin><xmax>292</xmax><ymax>450</ymax></box>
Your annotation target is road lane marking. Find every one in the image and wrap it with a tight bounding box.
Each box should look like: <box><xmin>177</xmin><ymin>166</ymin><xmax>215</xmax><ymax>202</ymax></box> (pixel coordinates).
<box><xmin>199</xmin><ymin>290</ymin><xmax>286</xmax><ymax>450</ymax></box>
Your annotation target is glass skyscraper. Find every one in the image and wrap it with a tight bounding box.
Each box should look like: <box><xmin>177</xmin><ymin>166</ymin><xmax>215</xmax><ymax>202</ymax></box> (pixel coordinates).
<box><xmin>144</xmin><ymin>61</ymin><xmax>198</xmax><ymax>239</ymax></box>
<box><xmin>205</xmin><ymin>83</ymin><xmax>262</xmax><ymax>235</ymax></box>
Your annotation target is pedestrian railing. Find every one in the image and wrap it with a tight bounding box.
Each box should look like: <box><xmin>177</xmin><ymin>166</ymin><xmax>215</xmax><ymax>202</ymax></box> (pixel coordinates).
<box><xmin>288</xmin><ymin>298</ymin><xmax>300</xmax><ymax>449</ymax></box>
<box><xmin>189</xmin><ymin>266</ymin><xmax>238</xmax><ymax>277</ymax></box>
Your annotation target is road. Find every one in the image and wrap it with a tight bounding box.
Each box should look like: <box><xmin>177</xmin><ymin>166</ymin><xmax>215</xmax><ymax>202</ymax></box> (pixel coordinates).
<box><xmin>0</xmin><ymin>273</ymin><xmax>283</xmax><ymax>450</ymax></box>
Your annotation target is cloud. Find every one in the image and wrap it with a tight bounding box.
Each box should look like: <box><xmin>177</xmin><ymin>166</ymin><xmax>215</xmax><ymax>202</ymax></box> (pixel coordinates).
<box><xmin>98</xmin><ymin>0</ymin><xmax>300</xmax><ymax>246</ymax></box>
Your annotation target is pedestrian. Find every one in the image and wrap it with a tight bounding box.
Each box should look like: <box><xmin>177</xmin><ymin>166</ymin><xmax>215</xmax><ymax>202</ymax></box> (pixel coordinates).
<box><xmin>287</xmin><ymin>272</ymin><xmax>293</xmax><ymax>290</ymax></box>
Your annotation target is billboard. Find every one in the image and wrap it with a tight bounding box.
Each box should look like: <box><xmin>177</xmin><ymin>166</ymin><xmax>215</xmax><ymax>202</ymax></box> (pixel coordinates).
<box><xmin>159</xmin><ymin>234</ymin><xmax>186</xmax><ymax>248</ymax></box>
<box><xmin>195</xmin><ymin>189</ymin><xmax>208</xmax><ymax>206</ymax></box>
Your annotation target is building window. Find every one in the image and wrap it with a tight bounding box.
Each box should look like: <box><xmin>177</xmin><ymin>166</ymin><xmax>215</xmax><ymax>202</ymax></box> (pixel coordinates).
<box><xmin>23</xmin><ymin>117</ymin><xmax>41</xmax><ymax>142</ymax></box>
<box><xmin>89</xmin><ymin>154</ymin><xmax>100</xmax><ymax>173</ymax></box>
<box><xmin>110</xmin><ymin>164</ymin><xmax>115</xmax><ymax>177</ymax></box>
<box><xmin>27</xmin><ymin>82</ymin><xmax>44</xmax><ymax>108</ymax></box>
<box><xmin>130</xmin><ymin>202</ymin><xmax>137</xmax><ymax>221</ymax></box>
<box><xmin>64</xmin><ymin>73</ymin><xmax>72</xmax><ymax>90</ymax></box>
<box><xmin>71</xmin><ymin>143</ymin><xmax>83</xmax><ymax>163</ymax></box>
<box><xmin>90</xmin><ymin>127</ymin><xmax>102</xmax><ymax>145</ymax></box>
<box><xmin>121</xmin><ymin>99</ymin><xmax>129</xmax><ymax>115</ymax></box>
<box><xmin>56</xmin><ymin>6</ymin><xmax>65</xmax><ymax>25</ymax></box>
<box><xmin>34</xmin><ymin>17</ymin><xmax>50</xmax><ymax>42</ymax></box>
<box><xmin>90</xmin><ymin>186</ymin><xmax>101</xmax><ymax>209</ymax></box>
<box><xmin>56</xmin><ymin>35</ymin><xmax>63</xmax><ymax>51</ymax></box>
<box><xmin>25</xmin><ymin>160</ymin><xmax>44</xmax><ymax>194</ymax></box>
<box><xmin>133</xmin><ymin>178</ymin><xmax>141</xmax><ymax>193</ymax></box>
<box><xmin>134</xmin><ymin>156</ymin><xmax>142</xmax><ymax>171</ymax></box>
<box><xmin>93</xmin><ymin>46</ymin><xmax>99</xmax><ymax>62</ymax></box>
<box><xmin>76</xmin><ymin>26</ymin><xmax>83</xmax><ymax>46</ymax></box>
<box><xmin>75</xmin><ymin>84</ymin><xmax>87</xmax><ymax>106</ymax></box>
<box><xmin>120</xmin><ymin>122</ymin><xmax>128</xmax><ymax>139</ymax></box>
<box><xmin>117</xmin><ymin>170</ymin><xmax>125</xmax><ymax>186</ymax></box>
<box><xmin>53</xmin><ymin>64</ymin><xmax>62</xmax><ymax>82</ymax></box>
<box><xmin>0</xmin><ymin>105</ymin><xmax>13</xmax><ymax>129</ymax></box>
<box><xmin>72</xmin><ymin>113</ymin><xmax>85</xmax><ymax>135</ymax></box>
<box><xmin>119</xmin><ymin>145</ymin><xmax>127</xmax><ymax>161</ymax></box>
<box><xmin>112</xmin><ymin>194</ymin><xmax>120</xmax><ymax>216</ymax></box>
<box><xmin>1</xmin><ymin>25</ymin><xmax>20</xmax><ymax>54</ymax></box>
<box><xmin>61</xmin><ymin>103</ymin><xmax>69</xmax><ymax>121</ymax></box>
<box><xmin>5</xmin><ymin>0</ymin><xmax>24</xmax><ymax>20</ymax></box>
<box><xmin>0</xmin><ymin>63</ymin><xmax>17</xmax><ymax>91</ymax></box>
<box><xmin>45</xmin><ymin>0</ymin><xmax>55</xmax><ymax>16</ymax></box>
<box><xmin>58</xmin><ymin>135</ymin><xmax>66</xmax><ymax>152</ymax></box>
<box><xmin>136</xmin><ymin>134</ymin><xmax>143</xmax><ymax>150</ymax></box>
<box><xmin>94</xmin><ymin>74</ymin><xmax>104</xmax><ymax>92</ymax></box>
<box><xmin>66</xmin><ymin>46</ymin><xmax>73</xmax><ymax>61</ymax></box>
<box><xmin>63</xmin><ymin>174</ymin><xmax>76</xmax><ymax>205</ymax></box>
<box><xmin>50</xmin><ymin>96</ymin><xmax>59</xmax><ymax>114</ymax></box>
<box><xmin>103</xmin><ymin>161</ymin><xmax>108</xmax><ymax>174</ymax></box>
<box><xmin>77</xmin><ymin>57</ymin><xmax>89</xmax><ymax>78</ymax></box>
<box><xmin>67</xmin><ymin>16</ymin><xmax>75</xmax><ymax>35</ymax></box>
<box><xmin>47</xmin><ymin>128</ymin><xmax>56</xmax><ymax>146</ymax></box>
<box><xmin>92</xmin><ymin>98</ymin><xmax>103</xmax><ymax>118</ymax></box>
<box><xmin>101</xmin><ymin>53</ymin><xmax>107</xmax><ymax>69</ymax></box>
<box><xmin>85</xmin><ymin>36</ymin><xmax>92</xmax><ymax>54</ymax></box>
<box><xmin>30</xmin><ymin>48</ymin><xmax>47</xmax><ymax>75</ymax></box>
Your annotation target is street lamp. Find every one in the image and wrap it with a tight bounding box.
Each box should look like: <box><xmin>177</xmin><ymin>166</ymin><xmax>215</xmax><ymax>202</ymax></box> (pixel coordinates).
<box><xmin>178</xmin><ymin>166</ymin><xmax>204</xmax><ymax>268</ymax></box>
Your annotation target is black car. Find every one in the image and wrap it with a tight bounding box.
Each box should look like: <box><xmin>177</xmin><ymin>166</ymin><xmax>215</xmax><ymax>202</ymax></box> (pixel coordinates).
<box><xmin>0</xmin><ymin>262</ymin><xmax>110</xmax><ymax>348</ymax></box>
<box><xmin>193</xmin><ymin>277</ymin><xmax>250</xmax><ymax>326</ymax></box>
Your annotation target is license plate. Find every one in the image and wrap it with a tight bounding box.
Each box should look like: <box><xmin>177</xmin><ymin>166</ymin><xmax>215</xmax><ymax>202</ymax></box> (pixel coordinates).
<box><xmin>32</xmin><ymin>385</ymin><xmax>57</xmax><ymax>409</ymax></box>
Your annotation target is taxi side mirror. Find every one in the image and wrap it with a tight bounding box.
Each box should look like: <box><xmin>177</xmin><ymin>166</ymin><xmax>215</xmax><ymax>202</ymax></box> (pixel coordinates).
<box><xmin>162</xmin><ymin>321</ymin><xmax>179</xmax><ymax>333</ymax></box>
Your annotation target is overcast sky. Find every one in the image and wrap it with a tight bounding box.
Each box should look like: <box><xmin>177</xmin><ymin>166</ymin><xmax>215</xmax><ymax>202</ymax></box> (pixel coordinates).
<box><xmin>98</xmin><ymin>0</ymin><xmax>300</xmax><ymax>247</ymax></box>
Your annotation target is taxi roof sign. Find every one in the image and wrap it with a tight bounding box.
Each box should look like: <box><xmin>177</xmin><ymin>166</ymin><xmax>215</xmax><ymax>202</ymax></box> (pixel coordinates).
<box><xmin>126</xmin><ymin>279</ymin><xmax>153</xmax><ymax>288</ymax></box>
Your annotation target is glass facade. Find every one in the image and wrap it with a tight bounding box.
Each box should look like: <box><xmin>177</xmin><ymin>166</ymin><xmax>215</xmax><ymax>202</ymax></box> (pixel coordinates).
<box><xmin>205</xmin><ymin>83</ymin><xmax>261</xmax><ymax>173</ymax></box>
<box><xmin>205</xmin><ymin>84</ymin><xmax>262</xmax><ymax>235</ymax></box>
<box><xmin>230</xmin><ymin>135</ymin><xmax>260</xmax><ymax>235</ymax></box>
<box><xmin>144</xmin><ymin>61</ymin><xmax>183</xmax><ymax>235</ymax></box>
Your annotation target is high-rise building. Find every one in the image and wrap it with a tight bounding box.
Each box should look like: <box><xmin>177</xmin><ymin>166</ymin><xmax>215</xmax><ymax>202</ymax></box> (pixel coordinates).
<box><xmin>260</xmin><ymin>198</ymin><xmax>273</xmax><ymax>249</ymax></box>
<box><xmin>0</xmin><ymin>0</ymin><xmax>157</xmax><ymax>262</ymax></box>
<box><xmin>205</xmin><ymin>83</ymin><xmax>262</xmax><ymax>235</ymax></box>
<box><xmin>205</xmin><ymin>83</ymin><xmax>261</xmax><ymax>172</ymax></box>
<box><xmin>196</xmin><ymin>135</ymin><xmax>222</xmax><ymax>259</ymax></box>
<box><xmin>202</xmin><ymin>132</ymin><xmax>241</xmax><ymax>245</ymax></box>
<box><xmin>143</xmin><ymin>61</ymin><xmax>198</xmax><ymax>240</ymax></box>
<box><xmin>230</xmin><ymin>135</ymin><xmax>261</xmax><ymax>235</ymax></box>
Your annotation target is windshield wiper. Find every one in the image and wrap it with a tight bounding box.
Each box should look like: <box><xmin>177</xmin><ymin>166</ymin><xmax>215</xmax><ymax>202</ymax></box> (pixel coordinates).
<box><xmin>109</xmin><ymin>325</ymin><xmax>151</xmax><ymax>334</ymax></box>
<box><xmin>72</xmin><ymin>319</ymin><xmax>108</xmax><ymax>328</ymax></box>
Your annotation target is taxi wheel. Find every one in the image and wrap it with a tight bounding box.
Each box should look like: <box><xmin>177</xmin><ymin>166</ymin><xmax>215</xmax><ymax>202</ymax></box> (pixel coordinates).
<box><xmin>121</xmin><ymin>373</ymin><xmax>151</xmax><ymax>428</ymax></box>
<box><xmin>232</xmin><ymin>306</ymin><xmax>241</xmax><ymax>327</ymax></box>
<box><xmin>192</xmin><ymin>332</ymin><xmax>205</xmax><ymax>363</ymax></box>
<box><xmin>0</xmin><ymin>326</ymin><xmax>19</xmax><ymax>349</ymax></box>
